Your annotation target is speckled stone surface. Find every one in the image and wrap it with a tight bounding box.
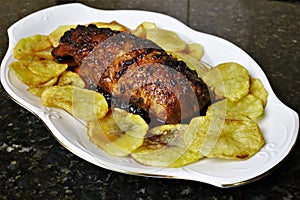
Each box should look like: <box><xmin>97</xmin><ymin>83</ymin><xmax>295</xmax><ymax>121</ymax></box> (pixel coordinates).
<box><xmin>0</xmin><ymin>0</ymin><xmax>299</xmax><ymax>199</ymax></box>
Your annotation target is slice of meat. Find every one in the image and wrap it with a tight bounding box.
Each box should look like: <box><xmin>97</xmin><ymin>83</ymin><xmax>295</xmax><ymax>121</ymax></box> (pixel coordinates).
<box><xmin>52</xmin><ymin>25</ymin><xmax>212</xmax><ymax>127</ymax></box>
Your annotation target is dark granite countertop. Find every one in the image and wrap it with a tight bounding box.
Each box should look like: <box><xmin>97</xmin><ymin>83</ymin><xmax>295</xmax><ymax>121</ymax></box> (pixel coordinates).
<box><xmin>1</xmin><ymin>0</ymin><xmax>299</xmax><ymax>199</ymax></box>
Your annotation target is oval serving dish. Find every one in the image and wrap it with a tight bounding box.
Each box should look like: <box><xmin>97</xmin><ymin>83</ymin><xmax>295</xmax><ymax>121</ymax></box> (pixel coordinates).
<box><xmin>1</xmin><ymin>3</ymin><xmax>299</xmax><ymax>187</ymax></box>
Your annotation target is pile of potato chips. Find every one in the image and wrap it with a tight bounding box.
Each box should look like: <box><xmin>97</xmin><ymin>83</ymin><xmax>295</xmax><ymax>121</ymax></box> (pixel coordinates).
<box><xmin>9</xmin><ymin>21</ymin><xmax>268</xmax><ymax>168</ymax></box>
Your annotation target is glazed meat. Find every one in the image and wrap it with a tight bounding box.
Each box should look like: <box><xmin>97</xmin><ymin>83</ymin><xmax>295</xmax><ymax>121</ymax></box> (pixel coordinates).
<box><xmin>52</xmin><ymin>24</ymin><xmax>120</xmax><ymax>67</ymax></box>
<box><xmin>52</xmin><ymin>24</ymin><xmax>212</xmax><ymax>126</ymax></box>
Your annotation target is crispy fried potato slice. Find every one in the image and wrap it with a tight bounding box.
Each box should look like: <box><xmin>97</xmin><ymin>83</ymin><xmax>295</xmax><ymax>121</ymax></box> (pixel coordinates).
<box><xmin>9</xmin><ymin>61</ymin><xmax>52</xmax><ymax>86</ymax></box>
<box><xmin>172</xmin><ymin>52</ymin><xmax>209</xmax><ymax>78</ymax></box>
<box><xmin>41</xmin><ymin>85</ymin><xmax>108</xmax><ymax>121</ymax></box>
<box><xmin>185</xmin><ymin>114</ymin><xmax>225</xmax><ymax>156</ymax></box>
<box><xmin>28</xmin><ymin>87</ymin><xmax>48</xmax><ymax>96</ymax></box>
<box><xmin>92</xmin><ymin>20</ymin><xmax>129</xmax><ymax>31</ymax></box>
<box><xmin>209</xmin><ymin>118</ymin><xmax>265</xmax><ymax>159</ymax></box>
<box><xmin>146</xmin><ymin>28</ymin><xmax>186</xmax><ymax>52</ymax></box>
<box><xmin>249</xmin><ymin>77</ymin><xmax>268</xmax><ymax>107</ymax></box>
<box><xmin>15</xmin><ymin>55</ymin><xmax>41</xmax><ymax>64</ymax></box>
<box><xmin>36</xmin><ymin>76</ymin><xmax>58</xmax><ymax>87</ymax></box>
<box><xmin>13</xmin><ymin>34</ymin><xmax>52</xmax><ymax>59</ymax></box>
<box><xmin>207</xmin><ymin>94</ymin><xmax>264</xmax><ymax>120</ymax></box>
<box><xmin>34</xmin><ymin>48</ymin><xmax>54</xmax><ymax>60</ymax></box>
<box><xmin>48</xmin><ymin>25</ymin><xmax>76</xmax><ymax>47</ymax></box>
<box><xmin>57</xmin><ymin>71</ymin><xmax>85</xmax><ymax>88</ymax></box>
<box><xmin>131</xmin><ymin>124</ymin><xmax>202</xmax><ymax>167</ymax></box>
<box><xmin>87</xmin><ymin>108</ymin><xmax>148</xmax><ymax>157</ymax></box>
<box><xmin>184</xmin><ymin>116</ymin><xmax>265</xmax><ymax>160</ymax></box>
<box><xmin>131</xmin><ymin>21</ymin><xmax>157</xmax><ymax>38</ymax></box>
<box><xmin>204</xmin><ymin>62</ymin><xmax>250</xmax><ymax>102</ymax></box>
<box><xmin>186</xmin><ymin>43</ymin><xmax>204</xmax><ymax>60</ymax></box>
<box><xmin>27</xmin><ymin>77</ymin><xmax>58</xmax><ymax>96</ymax></box>
<box><xmin>28</xmin><ymin>60</ymin><xmax>67</xmax><ymax>78</ymax></box>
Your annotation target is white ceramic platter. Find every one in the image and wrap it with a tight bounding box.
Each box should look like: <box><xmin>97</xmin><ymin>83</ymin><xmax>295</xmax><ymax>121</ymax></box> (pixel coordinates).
<box><xmin>1</xmin><ymin>3</ymin><xmax>299</xmax><ymax>187</ymax></box>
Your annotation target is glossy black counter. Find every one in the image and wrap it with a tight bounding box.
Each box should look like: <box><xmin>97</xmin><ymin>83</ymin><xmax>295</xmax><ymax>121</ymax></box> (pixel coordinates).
<box><xmin>1</xmin><ymin>0</ymin><xmax>299</xmax><ymax>199</ymax></box>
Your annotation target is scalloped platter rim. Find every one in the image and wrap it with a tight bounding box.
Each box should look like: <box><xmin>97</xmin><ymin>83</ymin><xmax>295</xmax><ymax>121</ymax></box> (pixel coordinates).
<box><xmin>1</xmin><ymin>3</ymin><xmax>299</xmax><ymax>188</ymax></box>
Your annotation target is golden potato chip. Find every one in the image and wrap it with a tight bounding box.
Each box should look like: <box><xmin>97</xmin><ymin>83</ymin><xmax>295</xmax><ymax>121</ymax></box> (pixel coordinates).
<box><xmin>9</xmin><ymin>61</ymin><xmax>52</xmax><ymax>86</ymax></box>
<box><xmin>38</xmin><ymin>76</ymin><xmax>58</xmax><ymax>87</ymax></box>
<box><xmin>15</xmin><ymin>55</ymin><xmax>40</xmax><ymax>64</ymax></box>
<box><xmin>204</xmin><ymin>62</ymin><xmax>250</xmax><ymax>102</ymax></box>
<box><xmin>92</xmin><ymin>20</ymin><xmax>129</xmax><ymax>31</ymax></box>
<box><xmin>172</xmin><ymin>52</ymin><xmax>209</xmax><ymax>78</ymax></box>
<box><xmin>143</xmin><ymin>124</ymin><xmax>189</xmax><ymax>150</ymax></box>
<box><xmin>209</xmin><ymin>118</ymin><xmax>265</xmax><ymax>160</ymax></box>
<box><xmin>41</xmin><ymin>85</ymin><xmax>108</xmax><ymax>121</ymax></box>
<box><xmin>131</xmin><ymin>21</ymin><xmax>157</xmax><ymax>37</ymax></box>
<box><xmin>184</xmin><ymin>115</ymin><xmax>265</xmax><ymax>160</ymax></box>
<box><xmin>131</xmin><ymin>124</ymin><xmax>202</xmax><ymax>167</ymax></box>
<box><xmin>87</xmin><ymin>108</ymin><xmax>148</xmax><ymax>157</ymax></box>
<box><xmin>27</xmin><ymin>87</ymin><xmax>48</xmax><ymax>96</ymax></box>
<box><xmin>34</xmin><ymin>48</ymin><xmax>54</xmax><ymax>60</ymax></box>
<box><xmin>186</xmin><ymin>43</ymin><xmax>204</xmax><ymax>60</ymax></box>
<box><xmin>184</xmin><ymin>115</ymin><xmax>225</xmax><ymax>156</ymax></box>
<box><xmin>57</xmin><ymin>71</ymin><xmax>85</xmax><ymax>88</ymax></box>
<box><xmin>250</xmin><ymin>77</ymin><xmax>268</xmax><ymax>107</ymax></box>
<box><xmin>169</xmin><ymin>148</ymin><xmax>202</xmax><ymax>168</ymax></box>
<box><xmin>31</xmin><ymin>36</ymin><xmax>52</xmax><ymax>52</ymax></box>
<box><xmin>27</xmin><ymin>77</ymin><xmax>58</xmax><ymax>96</ymax></box>
<box><xmin>48</xmin><ymin>25</ymin><xmax>76</xmax><ymax>47</ymax></box>
<box><xmin>13</xmin><ymin>34</ymin><xmax>52</xmax><ymax>59</ymax></box>
<box><xmin>207</xmin><ymin>94</ymin><xmax>264</xmax><ymax>120</ymax></box>
<box><xmin>146</xmin><ymin>27</ymin><xmax>186</xmax><ymax>52</ymax></box>
<box><xmin>28</xmin><ymin>60</ymin><xmax>68</xmax><ymax>78</ymax></box>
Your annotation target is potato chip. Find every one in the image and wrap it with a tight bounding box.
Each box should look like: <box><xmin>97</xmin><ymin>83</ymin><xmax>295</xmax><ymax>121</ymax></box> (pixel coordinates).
<box><xmin>13</xmin><ymin>34</ymin><xmax>52</xmax><ymax>59</ymax></box>
<box><xmin>184</xmin><ymin>115</ymin><xmax>225</xmax><ymax>156</ymax></box>
<box><xmin>28</xmin><ymin>60</ymin><xmax>68</xmax><ymax>78</ymax></box>
<box><xmin>131</xmin><ymin>124</ymin><xmax>202</xmax><ymax>167</ymax></box>
<box><xmin>27</xmin><ymin>87</ymin><xmax>48</xmax><ymax>96</ymax></box>
<box><xmin>131</xmin><ymin>21</ymin><xmax>157</xmax><ymax>38</ymax></box>
<box><xmin>34</xmin><ymin>48</ymin><xmax>54</xmax><ymax>60</ymax></box>
<box><xmin>172</xmin><ymin>52</ymin><xmax>209</xmax><ymax>78</ymax></box>
<box><xmin>207</xmin><ymin>94</ymin><xmax>264</xmax><ymax>120</ymax></box>
<box><xmin>250</xmin><ymin>77</ymin><xmax>268</xmax><ymax>107</ymax></box>
<box><xmin>27</xmin><ymin>77</ymin><xmax>58</xmax><ymax>96</ymax></box>
<box><xmin>231</xmin><ymin>94</ymin><xmax>264</xmax><ymax>120</ymax></box>
<box><xmin>48</xmin><ymin>25</ymin><xmax>76</xmax><ymax>47</ymax></box>
<box><xmin>146</xmin><ymin>27</ymin><xmax>186</xmax><ymax>52</ymax></box>
<box><xmin>169</xmin><ymin>148</ymin><xmax>202</xmax><ymax>168</ymax></box>
<box><xmin>92</xmin><ymin>20</ymin><xmax>129</xmax><ymax>31</ymax></box>
<box><xmin>41</xmin><ymin>85</ymin><xmax>108</xmax><ymax>121</ymax></box>
<box><xmin>15</xmin><ymin>55</ymin><xmax>40</xmax><ymax>64</ymax></box>
<box><xmin>186</xmin><ymin>43</ymin><xmax>204</xmax><ymax>60</ymax></box>
<box><xmin>184</xmin><ymin>115</ymin><xmax>265</xmax><ymax>160</ymax></box>
<box><xmin>210</xmin><ymin>118</ymin><xmax>265</xmax><ymax>159</ymax></box>
<box><xmin>57</xmin><ymin>71</ymin><xmax>85</xmax><ymax>88</ymax></box>
<box><xmin>39</xmin><ymin>76</ymin><xmax>58</xmax><ymax>87</ymax></box>
<box><xmin>87</xmin><ymin>108</ymin><xmax>148</xmax><ymax>157</ymax></box>
<box><xmin>9</xmin><ymin>61</ymin><xmax>52</xmax><ymax>86</ymax></box>
<box><xmin>203</xmin><ymin>62</ymin><xmax>250</xmax><ymax>102</ymax></box>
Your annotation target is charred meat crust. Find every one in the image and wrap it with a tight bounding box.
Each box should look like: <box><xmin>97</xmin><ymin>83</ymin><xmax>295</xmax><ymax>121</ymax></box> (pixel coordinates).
<box><xmin>52</xmin><ymin>24</ymin><xmax>120</xmax><ymax>67</ymax></box>
<box><xmin>52</xmin><ymin>24</ymin><xmax>212</xmax><ymax>126</ymax></box>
